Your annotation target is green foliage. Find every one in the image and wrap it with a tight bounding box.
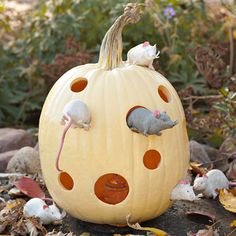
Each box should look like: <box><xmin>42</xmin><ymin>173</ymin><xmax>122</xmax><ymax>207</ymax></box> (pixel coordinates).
<box><xmin>0</xmin><ymin>0</ymin><xmax>234</xmax><ymax>133</ymax></box>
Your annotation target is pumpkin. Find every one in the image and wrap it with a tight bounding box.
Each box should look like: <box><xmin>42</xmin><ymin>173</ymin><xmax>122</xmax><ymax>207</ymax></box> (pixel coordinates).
<box><xmin>39</xmin><ymin>3</ymin><xmax>189</xmax><ymax>225</ymax></box>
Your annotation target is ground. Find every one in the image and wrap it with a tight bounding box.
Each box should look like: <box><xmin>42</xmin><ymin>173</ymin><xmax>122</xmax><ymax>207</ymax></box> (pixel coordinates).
<box><xmin>47</xmin><ymin>200</ymin><xmax>235</xmax><ymax>235</ymax></box>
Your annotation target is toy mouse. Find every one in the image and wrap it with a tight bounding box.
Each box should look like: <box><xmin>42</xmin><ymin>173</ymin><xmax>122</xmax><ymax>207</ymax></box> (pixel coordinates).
<box><xmin>127</xmin><ymin>41</ymin><xmax>160</xmax><ymax>70</ymax></box>
<box><xmin>193</xmin><ymin>169</ymin><xmax>229</xmax><ymax>199</ymax></box>
<box><xmin>56</xmin><ymin>99</ymin><xmax>91</xmax><ymax>172</ymax></box>
<box><xmin>171</xmin><ymin>180</ymin><xmax>200</xmax><ymax>201</ymax></box>
<box><xmin>23</xmin><ymin>198</ymin><xmax>64</xmax><ymax>225</ymax></box>
<box><xmin>127</xmin><ymin>107</ymin><xmax>178</xmax><ymax>136</ymax></box>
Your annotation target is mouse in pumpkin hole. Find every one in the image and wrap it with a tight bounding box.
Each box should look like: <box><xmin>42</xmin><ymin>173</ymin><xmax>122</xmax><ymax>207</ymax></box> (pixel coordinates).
<box><xmin>56</xmin><ymin>99</ymin><xmax>91</xmax><ymax>172</ymax></box>
<box><xmin>127</xmin><ymin>41</ymin><xmax>160</xmax><ymax>70</ymax></box>
<box><xmin>127</xmin><ymin>107</ymin><xmax>178</xmax><ymax>136</ymax></box>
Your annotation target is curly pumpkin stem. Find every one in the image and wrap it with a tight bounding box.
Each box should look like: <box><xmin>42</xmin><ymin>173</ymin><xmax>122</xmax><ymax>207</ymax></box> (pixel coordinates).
<box><xmin>98</xmin><ymin>3</ymin><xmax>143</xmax><ymax>70</ymax></box>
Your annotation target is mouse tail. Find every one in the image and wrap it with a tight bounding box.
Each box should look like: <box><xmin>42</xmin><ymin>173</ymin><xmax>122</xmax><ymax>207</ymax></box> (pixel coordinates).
<box><xmin>56</xmin><ymin>115</ymin><xmax>73</xmax><ymax>172</ymax></box>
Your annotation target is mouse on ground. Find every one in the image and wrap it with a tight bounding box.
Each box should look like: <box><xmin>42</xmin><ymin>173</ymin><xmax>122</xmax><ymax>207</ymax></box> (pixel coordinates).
<box><xmin>193</xmin><ymin>169</ymin><xmax>229</xmax><ymax>199</ymax></box>
<box><xmin>23</xmin><ymin>198</ymin><xmax>65</xmax><ymax>225</ymax></box>
<box><xmin>56</xmin><ymin>99</ymin><xmax>91</xmax><ymax>172</ymax></box>
<box><xmin>171</xmin><ymin>180</ymin><xmax>200</xmax><ymax>201</ymax></box>
<box><xmin>127</xmin><ymin>41</ymin><xmax>160</xmax><ymax>70</ymax></box>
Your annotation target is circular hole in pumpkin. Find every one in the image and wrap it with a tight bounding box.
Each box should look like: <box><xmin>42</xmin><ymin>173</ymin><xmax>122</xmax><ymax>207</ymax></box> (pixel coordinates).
<box><xmin>126</xmin><ymin>105</ymin><xmax>147</xmax><ymax>133</ymax></box>
<box><xmin>143</xmin><ymin>150</ymin><xmax>161</xmax><ymax>170</ymax></box>
<box><xmin>59</xmin><ymin>171</ymin><xmax>74</xmax><ymax>190</ymax></box>
<box><xmin>71</xmin><ymin>77</ymin><xmax>88</xmax><ymax>92</ymax></box>
<box><xmin>94</xmin><ymin>173</ymin><xmax>129</xmax><ymax>205</ymax></box>
<box><xmin>158</xmin><ymin>85</ymin><xmax>171</xmax><ymax>103</ymax></box>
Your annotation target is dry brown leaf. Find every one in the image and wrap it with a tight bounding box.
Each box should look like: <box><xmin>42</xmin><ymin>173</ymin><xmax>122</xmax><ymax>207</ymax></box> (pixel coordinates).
<box><xmin>186</xmin><ymin>210</ymin><xmax>216</xmax><ymax>221</ymax></box>
<box><xmin>0</xmin><ymin>199</ymin><xmax>25</xmax><ymax>233</ymax></box>
<box><xmin>230</xmin><ymin>220</ymin><xmax>236</xmax><ymax>227</ymax></box>
<box><xmin>46</xmin><ymin>230</ymin><xmax>76</xmax><ymax>236</ymax></box>
<box><xmin>190</xmin><ymin>162</ymin><xmax>208</xmax><ymax>175</ymax></box>
<box><xmin>219</xmin><ymin>189</ymin><xmax>236</xmax><ymax>213</ymax></box>
<box><xmin>126</xmin><ymin>215</ymin><xmax>168</xmax><ymax>236</ymax></box>
<box><xmin>187</xmin><ymin>226</ymin><xmax>219</xmax><ymax>236</ymax></box>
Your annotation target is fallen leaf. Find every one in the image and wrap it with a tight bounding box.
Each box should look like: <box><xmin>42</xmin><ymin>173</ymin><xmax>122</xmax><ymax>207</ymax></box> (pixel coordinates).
<box><xmin>219</xmin><ymin>189</ymin><xmax>236</xmax><ymax>213</ymax></box>
<box><xmin>80</xmin><ymin>233</ymin><xmax>90</xmax><ymax>236</ymax></box>
<box><xmin>230</xmin><ymin>220</ymin><xmax>236</xmax><ymax>227</ymax></box>
<box><xmin>126</xmin><ymin>215</ymin><xmax>168</xmax><ymax>236</ymax></box>
<box><xmin>0</xmin><ymin>199</ymin><xmax>26</xmax><ymax>233</ymax></box>
<box><xmin>14</xmin><ymin>176</ymin><xmax>45</xmax><ymax>199</ymax></box>
<box><xmin>187</xmin><ymin>224</ymin><xmax>219</xmax><ymax>236</ymax></box>
<box><xmin>46</xmin><ymin>230</ymin><xmax>76</xmax><ymax>236</ymax></box>
<box><xmin>8</xmin><ymin>187</ymin><xmax>24</xmax><ymax>197</ymax></box>
<box><xmin>186</xmin><ymin>210</ymin><xmax>216</xmax><ymax>221</ymax></box>
<box><xmin>190</xmin><ymin>162</ymin><xmax>208</xmax><ymax>176</ymax></box>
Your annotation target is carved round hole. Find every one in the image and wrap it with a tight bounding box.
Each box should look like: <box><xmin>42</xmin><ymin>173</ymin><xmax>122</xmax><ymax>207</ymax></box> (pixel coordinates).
<box><xmin>94</xmin><ymin>173</ymin><xmax>129</xmax><ymax>205</ymax></box>
<box><xmin>71</xmin><ymin>77</ymin><xmax>88</xmax><ymax>92</ymax></box>
<box><xmin>59</xmin><ymin>171</ymin><xmax>74</xmax><ymax>190</ymax></box>
<box><xmin>158</xmin><ymin>85</ymin><xmax>171</xmax><ymax>103</ymax></box>
<box><xmin>143</xmin><ymin>150</ymin><xmax>161</xmax><ymax>170</ymax></box>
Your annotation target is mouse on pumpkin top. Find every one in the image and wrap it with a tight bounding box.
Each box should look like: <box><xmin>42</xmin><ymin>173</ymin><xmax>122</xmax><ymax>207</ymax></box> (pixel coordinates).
<box><xmin>127</xmin><ymin>41</ymin><xmax>160</xmax><ymax>70</ymax></box>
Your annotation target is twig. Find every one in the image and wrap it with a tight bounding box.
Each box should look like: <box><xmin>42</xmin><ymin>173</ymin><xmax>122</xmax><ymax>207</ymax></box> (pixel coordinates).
<box><xmin>229</xmin><ymin>26</ymin><xmax>234</xmax><ymax>76</ymax></box>
<box><xmin>182</xmin><ymin>95</ymin><xmax>223</xmax><ymax>101</ymax></box>
<box><xmin>227</xmin><ymin>227</ymin><xmax>236</xmax><ymax>236</ymax></box>
<box><xmin>0</xmin><ymin>173</ymin><xmax>25</xmax><ymax>178</ymax></box>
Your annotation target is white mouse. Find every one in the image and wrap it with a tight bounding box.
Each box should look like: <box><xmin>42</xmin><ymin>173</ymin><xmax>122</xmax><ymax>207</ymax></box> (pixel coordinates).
<box><xmin>23</xmin><ymin>198</ymin><xmax>64</xmax><ymax>225</ymax></box>
<box><xmin>193</xmin><ymin>169</ymin><xmax>229</xmax><ymax>199</ymax></box>
<box><xmin>56</xmin><ymin>99</ymin><xmax>91</xmax><ymax>171</ymax></box>
<box><xmin>127</xmin><ymin>41</ymin><xmax>160</xmax><ymax>70</ymax></box>
<box><xmin>171</xmin><ymin>180</ymin><xmax>200</xmax><ymax>201</ymax></box>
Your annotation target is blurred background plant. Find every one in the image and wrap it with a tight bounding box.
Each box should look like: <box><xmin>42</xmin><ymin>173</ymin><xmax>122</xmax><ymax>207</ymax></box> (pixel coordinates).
<box><xmin>0</xmin><ymin>0</ymin><xmax>235</xmax><ymax>146</ymax></box>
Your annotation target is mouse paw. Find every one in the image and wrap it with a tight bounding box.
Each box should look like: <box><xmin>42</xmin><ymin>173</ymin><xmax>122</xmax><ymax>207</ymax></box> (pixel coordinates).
<box><xmin>83</xmin><ymin>124</ymin><xmax>91</xmax><ymax>131</ymax></box>
<box><xmin>148</xmin><ymin>64</ymin><xmax>155</xmax><ymax>70</ymax></box>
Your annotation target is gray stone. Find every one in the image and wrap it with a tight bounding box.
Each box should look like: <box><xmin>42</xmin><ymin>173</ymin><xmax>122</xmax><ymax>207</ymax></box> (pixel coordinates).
<box><xmin>0</xmin><ymin>150</ymin><xmax>18</xmax><ymax>172</ymax></box>
<box><xmin>6</xmin><ymin>146</ymin><xmax>41</xmax><ymax>175</ymax></box>
<box><xmin>0</xmin><ymin>128</ymin><xmax>34</xmax><ymax>153</ymax></box>
<box><xmin>189</xmin><ymin>140</ymin><xmax>212</xmax><ymax>168</ymax></box>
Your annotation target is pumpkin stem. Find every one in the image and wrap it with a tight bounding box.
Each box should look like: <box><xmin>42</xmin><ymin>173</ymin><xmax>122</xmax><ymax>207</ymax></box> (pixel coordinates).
<box><xmin>98</xmin><ymin>3</ymin><xmax>143</xmax><ymax>70</ymax></box>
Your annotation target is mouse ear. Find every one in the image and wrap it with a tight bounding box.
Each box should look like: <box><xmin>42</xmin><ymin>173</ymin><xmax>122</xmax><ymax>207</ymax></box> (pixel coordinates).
<box><xmin>43</xmin><ymin>205</ymin><xmax>49</xmax><ymax>210</ymax></box>
<box><xmin>153</xmin><ymin>110</ymin><xmax>160</xmax><ymax>118</ymax></box>
<box><xmin>143</xmin><ymin>41</ymin><xmax>149</xmax><ymax>47</ymax></box>
<box><xmin>179</xmin><ymin>180</ymin><xmax>189</xmax><ymax>185</ymax></box>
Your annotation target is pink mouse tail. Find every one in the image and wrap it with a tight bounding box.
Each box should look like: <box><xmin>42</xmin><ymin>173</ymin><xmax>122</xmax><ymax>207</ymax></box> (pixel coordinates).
<box><xmin>56</xmin><ymin>115</ymin><xmax>73</xmax><ymax>172</ymax></box>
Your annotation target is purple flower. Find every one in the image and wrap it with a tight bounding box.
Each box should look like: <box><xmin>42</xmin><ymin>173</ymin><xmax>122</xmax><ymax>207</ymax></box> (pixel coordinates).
<box><xmin>164</xmin><ymin>6</ymin><xmax>175</xmax><ymax>19</ymax></box>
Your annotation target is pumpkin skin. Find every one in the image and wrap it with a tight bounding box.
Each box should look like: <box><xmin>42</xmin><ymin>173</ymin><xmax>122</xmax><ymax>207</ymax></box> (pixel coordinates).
<box><xmin>39</xmin><ymin>63</ymin><xmax>189</xmax><ymax>224</ymax></box>
<box><xmin>39</xmin><ymin>4</ymin><xmax>189</xmax><ymax>225</ymax></box>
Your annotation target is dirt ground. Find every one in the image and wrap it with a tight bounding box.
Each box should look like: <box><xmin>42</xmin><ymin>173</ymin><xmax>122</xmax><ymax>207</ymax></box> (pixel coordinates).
<box><xmin>47</xmin><ymin>199</ymin><xmax>235</xmax><ymax>235</ymax></box>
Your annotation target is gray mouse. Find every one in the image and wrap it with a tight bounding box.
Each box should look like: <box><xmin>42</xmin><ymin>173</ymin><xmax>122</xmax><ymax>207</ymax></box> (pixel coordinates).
<box><xmin>127</xmin><ymin>108</ymin><xmax>178</xmax><ymax>136</ymax></box>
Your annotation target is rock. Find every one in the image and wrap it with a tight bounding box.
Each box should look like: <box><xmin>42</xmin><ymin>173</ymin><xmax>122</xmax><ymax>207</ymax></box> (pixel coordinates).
<box><xmin>6</xmin><ymin>146</ymin><xmax>41</xmax><ymax>175</ymax></box>
<box><xmin>219</xmin><ymin>138</ymin><xmax>236</xmax><ymax>156</ymax></box>
<box><xmin>34</xmin><ymin>142</ymin><xmax>39</xmax><ymax>151</ymax></box>
<box><xmin>226</xmin><ymin>159</ymin><xmax>236</xmax><ymax>180</ymax></box>
<box><xmin>202</xmin><ymin>144</ymin><xmax>219</xmax><ymax>162</ymax></box>
<box><xmin>0</xmin><ymin>150</ymin><xmax>18</xmax><ymax>172</ymax></box>
<box><xmin>0</xmin><ymin>128</ymin><xmax>34</xmax><ymax>153</ymax></box>
<box><xmin>189</xmin><ymin>140</ymin><xmax>212</xmax><ymax>168</ymax></box>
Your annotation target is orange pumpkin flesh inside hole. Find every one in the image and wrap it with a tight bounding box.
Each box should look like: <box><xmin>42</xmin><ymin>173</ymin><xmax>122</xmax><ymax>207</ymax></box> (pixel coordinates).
<box><xmin>94</xmin><ymin>173</ymin><xmax>129</xmax><ymax>205</ymax></box>
<box><xmin>59</xmin><ymin>172</ymin><xmax>74</xmax><ymax>190</ymax></box>
<box><xmin>71</xmin><ymin>78</ymin><xmax>88</xmax><ymax>92</ymax></box>
<box><xmin>143</xmin><ymin>150</ymin><xmax>161</xmax><ymax>169</ymax></box>
<box><xmin>158</xmin><ymin>86</ymin><xmax>170</xmax><ymax>103</ymax></box>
